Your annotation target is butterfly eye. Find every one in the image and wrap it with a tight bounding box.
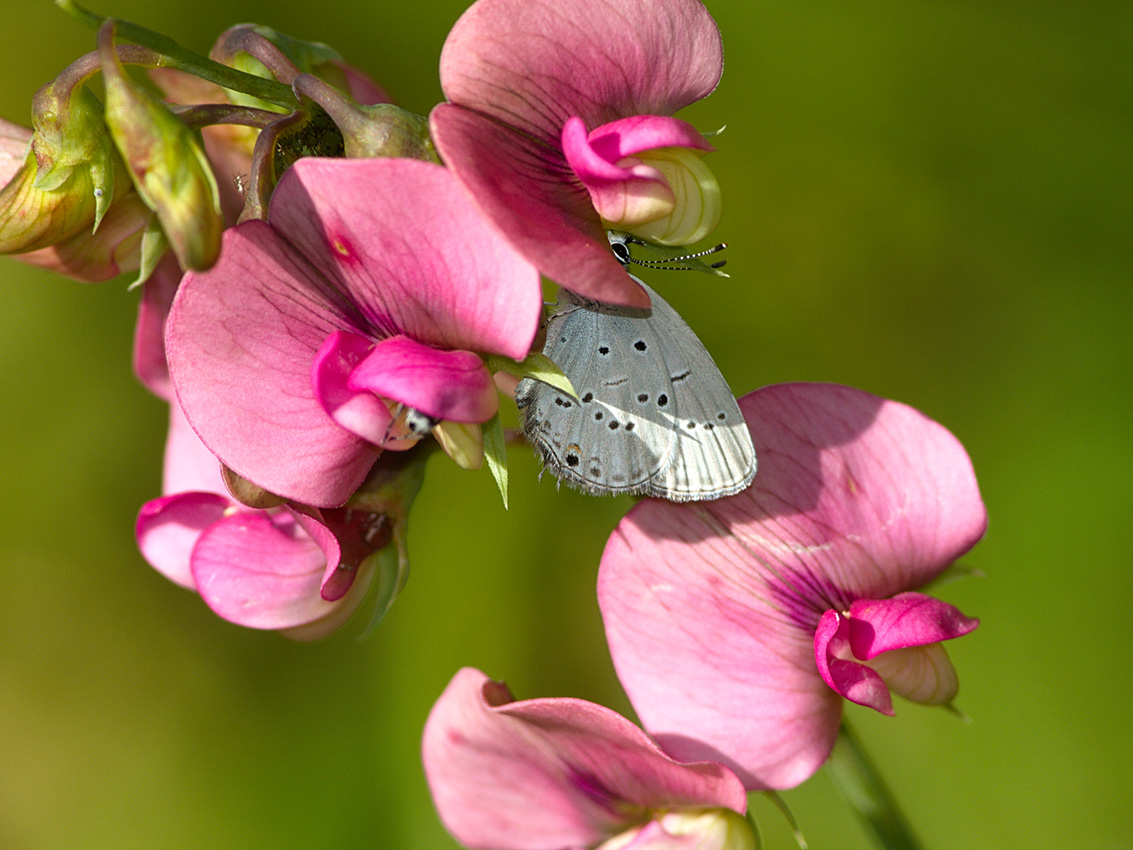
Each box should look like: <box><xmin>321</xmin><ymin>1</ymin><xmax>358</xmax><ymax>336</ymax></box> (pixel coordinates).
<box><xmin>611</xmin><ymin>241</ymin><xmax>633</xmax><ymax>266</ymax></box>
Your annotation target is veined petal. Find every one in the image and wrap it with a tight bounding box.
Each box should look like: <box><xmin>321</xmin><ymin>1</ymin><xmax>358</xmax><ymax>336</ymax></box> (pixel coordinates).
<box><xmin>430</xmin><ymin>105</ymin><xmax>650</xmax><ymax>307</ymax></box>
<box><xmin>191</xmin><ymin>508</ymin><xmax>337</xmax><ymax>630</ymax></box>
<box><xmin>439</xmin><ymin>0</ymin><xmax>723</xmax><ymax>144</ymax></box>
<box><xmin>599</xmin><ymin>382</ymin><xmax>987</xmax><ymax>789</ymax></box>
<box><xmin>267</xmin><ymin>157</ymin><xmax>542</xmax><ymax>360</ymax></box>
<box><xmin>135</xmin><ymin>491</ymin><xmax>231</xmax><ymax>589</ymax></box>
<box><xmin>423</xmin><ymin>668</ymin><xmax>747</xmax><ymax>850</ymax></box>
<box><xmin>167</xmin><ymin>221</ymin><xmax>381</xmax><ymax>507</ymax></box>
<box><xmin>349</xmin><ymin>335</ymin><xmax>498</xmax><ymax>424</ymax></box>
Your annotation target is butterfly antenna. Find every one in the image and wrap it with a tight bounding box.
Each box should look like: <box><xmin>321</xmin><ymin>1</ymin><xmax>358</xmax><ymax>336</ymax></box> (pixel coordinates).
<box><xmin>614</xmin><ymin>240</ymin><xmax>728</xmax><ymax>271</ymax></box>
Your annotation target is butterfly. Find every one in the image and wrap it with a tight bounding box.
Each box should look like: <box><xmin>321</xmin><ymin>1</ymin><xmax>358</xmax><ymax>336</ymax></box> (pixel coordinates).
<box><xmin>515</xmin><ymin>235</ymin><xmax>756</xmax><ymax>501</ymax></box>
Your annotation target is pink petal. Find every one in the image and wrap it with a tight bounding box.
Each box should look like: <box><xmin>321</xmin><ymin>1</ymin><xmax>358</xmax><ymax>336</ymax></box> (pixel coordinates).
<box><xmin>267</xmin><ymin>157</ymin><xmax>541</xmax><ymax>360</ymax></box>
<box><xmin>190</xmin><ymin>508</ymin><xmax>341</xmax><ymax>630</ymax></box>
<box><xmin>438</xmin><ymin>0</ymin><xmax>723</xmax><ymax>144</ymax></box>
<box><xmin>168</xmin><ymin>220</ymin><xmax>381</xmax><ymax>507</ymax></box>
<box><xmin>423</xmin><ymin>668</ymin><xmax>747</xmax><ymax>850</ymax></box>
<box><xmin>348</xmin><ymin>335</ymin><xmax>497</xmax><ymax>424</ymax></box>
<box><xmin>814</xmin><ymin>610</ymin><xmax>894</xmax><ymax>715</ymax></box>
<box><xmin>599</xmin><ymin>382</ymin><xmax>987</xmax><ymax>790</ymax></box>
<box><xmin>334</xmin><ymin>60</ymin><xmax>393</xmax><ymax>106</ymax></box>
<box><xmin>162</xmin><ymin>399</ymin><xmax>227</xmax><ymax>496</ymax></box>
<box><xmin>131</xmin><ymin>254</ymin><xmax>182</xmax><ymax>402</ymax></box>
<box><xmin>429</xmin><ymin>105</ymin><xmax>650</xmax><ymax>308</ymax></box>
<box><xmin>136</xmin><ymin>492</ymin><xmax>231</xmax><ymax>589</ymax></box>
<box><xmin>311</xmin><ymin>330</ymin><xmax>395</xmax><ymax>446</ymax></box>
<box><xmin>846</xmin><ymin>593</ymin><xmax>979</xmax><ymax>659</ymax></box>
<box><xmin>587</xmin><ymin>115</ymin><xmax>715</xmax><ymax>161</ymax></box>
<box><xmin>561</xmin><ymin>116</ymin><xmax>674</xmax><ymax>226</ymax></box>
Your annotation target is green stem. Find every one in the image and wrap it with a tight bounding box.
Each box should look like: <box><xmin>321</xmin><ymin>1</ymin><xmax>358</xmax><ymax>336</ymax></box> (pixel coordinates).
<box><xmin>825</xmin><ymin>721</ymin><xmax>924</xmax><ymax>850</ymax></box>
<box><xmin>56</xmin><ymin>0</ymin><xmax>297</xmax><ymax>108</ymax></box>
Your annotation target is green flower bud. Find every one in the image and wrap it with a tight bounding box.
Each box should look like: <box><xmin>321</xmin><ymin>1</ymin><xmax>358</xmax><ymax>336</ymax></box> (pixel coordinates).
<box><xmin>0</xmin><ymin>81</ymin><xmax>126</xmax><ymax>254</ymax></box>
<box><xmin>99</xmin><ymin>23</ymin><xmax>222</xmax><ymax>271</ymax></box>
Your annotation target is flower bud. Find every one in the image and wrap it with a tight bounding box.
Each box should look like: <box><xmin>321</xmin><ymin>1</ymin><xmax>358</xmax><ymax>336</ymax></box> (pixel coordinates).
<box><xmin>11</xmin><ymin>189</ymin><xmax>150</xmax><ymax>282</ymax></box>
<box><xmin>99</xmin><ymin>23</ymin><xmax>223</xmax><ymax>271</ymax></box>
<box><xmin>0</xmin><ymin>82</ymin><xmax>126</xmax><ymax>255</ymax></box>
<box><xmin>432</xmin><ymin>420</ymin><xmax>485</xmax><ymax>470</ymax></box>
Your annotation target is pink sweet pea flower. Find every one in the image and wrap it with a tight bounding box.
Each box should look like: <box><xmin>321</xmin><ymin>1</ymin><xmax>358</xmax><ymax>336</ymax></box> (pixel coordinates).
<box><xmin>136</xmin><ymin>401</ymin><xmax>383</xmax><ymax>638</ymax></box>
<box><xmin>166</xmin><ymin>157</ymin><xmax>541</xmax><ymax>507</ymax></box>
<box><xmin>598</xmin><ymin>383</ymin><xmax>987</xmax><ymax>790</ymax></box>
<box><xmin>423</xmin><ymin>668</ymin><xmax>754</xmax><ymax>850</ymax></box>
<box><xmin>430</xmin><ymin>0</ymin><xmax>724</xmax><ymax>308</ymax></box>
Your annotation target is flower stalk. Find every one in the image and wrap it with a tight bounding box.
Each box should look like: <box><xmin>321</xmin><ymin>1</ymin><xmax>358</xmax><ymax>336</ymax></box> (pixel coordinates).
<box><xmin>56</xmin><ymin>0</ymin><xmax>298</xmax><ymax>108</ymax></box>
<box><xmin>825</xmin><ymin>722</ymin><xmax>923</xmax><ymax>850</ymax></box>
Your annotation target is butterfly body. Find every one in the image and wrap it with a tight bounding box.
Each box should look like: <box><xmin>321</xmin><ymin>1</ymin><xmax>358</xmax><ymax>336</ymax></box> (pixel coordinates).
<box><xmin>516</xmin><ymin>279</ymin><xmax>756</xmax><ymax>501</ymax></box>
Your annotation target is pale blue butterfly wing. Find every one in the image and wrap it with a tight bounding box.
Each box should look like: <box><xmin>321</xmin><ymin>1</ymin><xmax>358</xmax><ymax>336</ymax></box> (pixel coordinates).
<box><xmin>516</xmin><ymin>278</ymin><xmax>756</xmax><ymax>502</ymax></box>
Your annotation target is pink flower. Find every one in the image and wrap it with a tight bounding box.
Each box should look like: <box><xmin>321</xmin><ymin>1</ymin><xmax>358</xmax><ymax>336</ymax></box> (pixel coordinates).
<box><xmin>598</xmin><ymin>383</ymin><xmax>987</xmax><ymax>790</ymax></box>
<box><xmin>136</xmin><ymin>401</ymin><xmax>385</xmax><ymax>638</ymax></box>
<box><xmin>430</xmin><ymin>0</ymin><xmax>724</xmax><ymax>308</ymax></box>
<box><xmin>166</xmin><ymin>157</ymin><xmax>541</xmax><ymax>507</ymax></box>
<box><xmin>423</xmin><ymin>668</ymin><xmax>753</xmax><ymax>850</ymax></box>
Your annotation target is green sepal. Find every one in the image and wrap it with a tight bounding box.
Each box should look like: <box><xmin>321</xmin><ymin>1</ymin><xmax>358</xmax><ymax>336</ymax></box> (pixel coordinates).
<box><xmin>487</xmin><ymin>352</ymin><xmax>577</xmax><ymax>400</ymax></box>
<box><xmin>482</xmin><ymin>411</ymin><xmax>509</xmax><ymax>509</ymax></box>
<box><xmin>128</xmin><ymin>214</ymin><xmax>166</xmax><ymax>290</ymax></box>
<box><xmin>355</xmin><ymin>524</ymin><xmax>409</xmax><ymax>639</ymax></box>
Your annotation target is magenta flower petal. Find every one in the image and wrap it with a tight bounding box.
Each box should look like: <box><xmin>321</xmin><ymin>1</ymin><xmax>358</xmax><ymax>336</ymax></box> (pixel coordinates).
<box><xmin>438</xmin><ymin>0</ymin><xmax>723</xmax><ymax>143</ymax></box>
<box><xmin>586</xmin><ymin>116</ymin><xmax>715</xmax><ymax>161</ymax></box>
<box><xmin>430</xmin><ymin>105</ymin><xmax>649</xmax><ymax>308</ymax></box>
<box><xmin>599</xmin><ymin>382</ymin><xmax>987</xmax><ymax>789</ymax></box>
<box><xmin>136</xmin><ymin>491</ymin><xmax>230</xmax><ymax>589</ymax></box>
<box><xmin>168</xmin><ymin>158</ymin><xmax>540</xmax><ymax>505</ymax></box>
<box><xmin>423</xmin><ymin>668</ymin><xmax>747</xmax><ymax>850</ymax></box>
<box><xmin>814</xmin><ymin>610</ymin><xmax>894</xmax><ymax>715</ymax></box>
<box><xmin>847</xmin><ymin>593</ymin><xmax>980</xmax><ymax>659</ymax></box>
<box><xmin>311</xmin><ymin>330</ymin><xmax>396</xmax><ymax>446</ymax></box>
<box><xmin>348</xmin><ymin>335</ymin><xmax>498</xmax><ymax>423</ymax></box>
<box><xmin>190</xmin><ymin>509</ymin><xmax>343</xmax><ymax>629</ymax></box>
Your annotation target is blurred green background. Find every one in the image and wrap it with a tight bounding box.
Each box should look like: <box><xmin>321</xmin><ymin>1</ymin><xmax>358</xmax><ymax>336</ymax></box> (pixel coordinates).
<box><xmin>2</xmin><ymin>0</ymin><xmax>1130</xmax><ymax>847</ymax></box>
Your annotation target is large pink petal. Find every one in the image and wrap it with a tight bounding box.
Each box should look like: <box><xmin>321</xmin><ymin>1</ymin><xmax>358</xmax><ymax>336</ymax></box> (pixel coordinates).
<box><xmin>438</xmin><ymin>0</ymin><xmax>723</xmax><ymax>144</ymax></box>
<box><xmin>348</xmin><ymin>335</ymin><xmax>497</xmax><ymax>423</ymax></box>
<box><xmin>167</xmin><ymin>220</ymin><xmax>380</xmax><ymax>507</ymax></box>
<box><xmin>135</xmin><ymin>491</ymin><xmax>230</xmax><ymax>589</ymax></box>
<box><xmin>430</xmin><ymin>105</ymin><xmax>650</xmax><ymax>307</ymax></box>
<box><xmin>599</xmin><ymin>382</ymin><xmax>987</xmax><ymax>789</ymax></box>
<box><xmin>423</xmin><ymin>668</ymin><xmax>746</xmax><ymax>850</ymax></box>
<box><xmin>190</xmin><ymin>509</ymin><xmax>339</xmax><ymax>630</ymax></box>
<box><xmin>267</xmin><ymin>157</ymin><xmax>541</xmax><ymax>359</ymax></box>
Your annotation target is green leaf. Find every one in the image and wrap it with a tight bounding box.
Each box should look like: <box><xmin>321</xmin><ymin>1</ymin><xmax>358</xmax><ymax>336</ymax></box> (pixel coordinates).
<box><xmin>487</xmin><ymin>352</ymin><xmax>577</xmax><ymax>400</ymax></box>
<box><xmin>482</xmin><ymin>412</ymin><xmax>509</xmax><ymax>509</ymax></box>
